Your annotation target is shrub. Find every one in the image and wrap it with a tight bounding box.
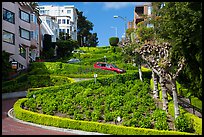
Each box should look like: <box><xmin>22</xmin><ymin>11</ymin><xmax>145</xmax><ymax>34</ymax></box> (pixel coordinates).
<box><xmin>152</xmin><ymin>109</ymin><xmax>169</xmax><ymax>130</ymax></box>
<box><xmin>175</xmin><ymin>114</ymin><xmax>194</xmax><ymax>133</ymax></box>
<box><xmin>14</xmin><ymin>97</ymin><xmax>194</xmax><ymax>135</ymax></box>
<box><xmin>109</xmin><ymin>37</ymin><xmax>119</xmax><ymax>46</ymax></box>
<box><xmin>168</xmin><ymin>101</ymin><xmax>202</xmax><ymax>135</ymax></box>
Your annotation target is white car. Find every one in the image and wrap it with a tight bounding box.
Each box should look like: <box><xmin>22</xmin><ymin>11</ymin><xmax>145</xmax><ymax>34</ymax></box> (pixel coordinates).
<box><xmin>67</xmin><ymin>58</ymin><xmax>81</xmax><ymax>64</ymax></box>
<box><xmin>71</xmin><ymin>50</ymin><xmax>85</xmax><ymax>54</ymax></box>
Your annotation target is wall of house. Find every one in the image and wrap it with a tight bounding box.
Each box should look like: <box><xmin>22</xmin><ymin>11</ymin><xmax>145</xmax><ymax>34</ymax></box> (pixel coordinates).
<box><xmin>2</xmin><ymin>2</ymin><xmax>41</xmax><ymax>70</ymax></box>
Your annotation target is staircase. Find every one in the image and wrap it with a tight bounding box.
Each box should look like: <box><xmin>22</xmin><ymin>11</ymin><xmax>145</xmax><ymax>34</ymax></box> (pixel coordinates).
<box><xmin>165</xmin><ymin>82</ymin><xmax>202</xmax><ymax>118</ymax></box>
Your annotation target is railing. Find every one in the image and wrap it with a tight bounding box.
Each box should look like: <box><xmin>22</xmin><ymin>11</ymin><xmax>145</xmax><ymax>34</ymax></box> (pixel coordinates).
<box><xmin>165</xmin><ymin>83</ymin><xmax>202</xmax><ymax>118</ymax></box>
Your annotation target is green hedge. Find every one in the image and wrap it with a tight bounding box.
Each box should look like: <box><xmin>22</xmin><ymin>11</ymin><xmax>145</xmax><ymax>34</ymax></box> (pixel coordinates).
<box><xmin>2</xmin><ymin>74</ymin><xmax>75</xmax><ymax>93</ymax></box>
<box><xmin>168</xmin><ymin>101</ymin><xmax>202</xmax><ymax>135</ymax></box>
<box><xmin>28</xmin><ymin>62</ymin><xmax>117</xmax><ymax>77</ymax></box>
<box><xmin>109</xmin><ymin>37</ymin><xmax>119</xmax><ymax>46</ymax></box>
<box><xmin>13</xmin><ymin>98</ymin><xmax>194</xmax><ymax>135</ymax></box>
<box><xmin>150</xmin><ymin>78</ymin><xmax>202</xmax><ymax>135</ymax></box>
<box><xmin>2</xmin><ymin>73</ymin><xmax>29</xmax><ymax>93</ymax></box>
<box><xmin>28</xmin><ymin>75</ymin><xmax>74</xmax><ymax>87</ymax></box>
<box><xmin>191</xmin><ymin>97</ymin><xmax>202</xmax><ymax>111</ymax></box>
<box><xmin>25</xmin><ymin>72</ymin><xmax>152</xmax><ymax>99</ymax></box>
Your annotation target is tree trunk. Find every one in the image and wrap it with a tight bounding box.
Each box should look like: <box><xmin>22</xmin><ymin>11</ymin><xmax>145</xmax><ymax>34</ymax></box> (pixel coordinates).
<box><xmin>171</xmin><ymin>79</ymin><xmax>180</xmax><ymax>119</ymax></box>
<box><xmin>152</xmin><ymin>71</ymin><xmax>159</xmax><ymax>99</ymax></box>
<box><xmin>160</xmin><ymin>76</ymin><xmax>168</xmax><ymax>113</ymax></box>
<box><xmin>138</xmin><ymin>64</ymin><xmax>143</xmax><ymax>82</ymax></box>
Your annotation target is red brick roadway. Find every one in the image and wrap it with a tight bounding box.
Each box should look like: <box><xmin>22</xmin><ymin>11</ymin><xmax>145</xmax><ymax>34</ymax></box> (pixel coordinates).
<box><xmin>2</xmin><ymin>98</ymin><xmax>77</xmax><ymax>135</ymax></box>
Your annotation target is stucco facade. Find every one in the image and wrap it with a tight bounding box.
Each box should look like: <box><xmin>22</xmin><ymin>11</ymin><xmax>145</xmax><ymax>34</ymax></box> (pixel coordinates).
<box><xmin>2</xmin><ymin>2</ymin><xmax>41</xmax><ymax>70</ymax></box>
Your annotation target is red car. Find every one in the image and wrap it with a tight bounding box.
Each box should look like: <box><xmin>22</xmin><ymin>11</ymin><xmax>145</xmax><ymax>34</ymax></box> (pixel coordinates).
<box><xmin>93</xmin><ymin>62</ymin><xmax>126</xmax><ymax>74</ymax></box>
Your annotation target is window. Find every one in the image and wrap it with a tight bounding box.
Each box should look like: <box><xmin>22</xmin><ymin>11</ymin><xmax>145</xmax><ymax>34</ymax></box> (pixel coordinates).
<box><xmin>40</xmin><ymin>10</ymin><xmax>45</xmax><ymax>14</ymax></box>
<box><xmin>19</xmin><ymin>27</ymin><xmax>30</xmax><ymax>40</ymax></box>
<box><xmin>31</xmin><ymin>14</ymin><xmax>37</xmax><ymax>23</ymax></box>
<box><xmin>148</xmin><ymin>6</ymin><xmax>152</xmax><ymax>15</ymax></box>
<box><xmin>58</xmin><ymin>19</ymin><xmax>61</xmax><ymax>24</ymax></box>
<box><xmin>39</xmin><ymin>7</ymin><xmax>45</xmax><ymax>9</ymax></box>
<box><xmin>19</xmin><ymin>9</ymin><xmax>30</xmax><ymax>23</ymax></box>
<box><xmin>62</xmin><ymin>29</ymin><xmax>66</xmax><ymax>33</ymax></box>
<box><xmin>46</xmin><ymin>20</ymin><xmax>51</xmax><ymax>27</ymax></box>
<box><xmin>67</xmin><ymin>19</ymin><xmax>69</xmax><ymax>24</ymax></box>
<box><xmin>135</xmin><ymin>7</ymin><xmax>144</xmax><ymax>15</ymax></box>
<box><xmin>3</xmin><ymin>9</ymin><xmax>15</xmax><ymax>24</ymax></box>
<box><xmin>31</xmin><ymin>14</ymin><xmax>34</xmax><ymax>22</ymax></box>
<box><xmin>30</xmin><ymin>31</ymin><xmax>34</xmax><ymax>39</ymax></box>
<box><xmin>67</xmin><ymin>10</ymin><xmax>71</xmax><ymax>14</ymax></box>
<box><xmin>19</xmin><ymin>45</ymin><xmax>26</xmax><ymax>59</ymax></box>
<box><xmin>3</xmin><ymin>30</ymin><xmax>15</xmax><ymax>44</ymax></box>
<box><xmin>67</xmin><ymin>29</ymin><xmax>69</xmax><ymax>34</ymax></box>
<box><xmin>45</xmin><ymin>10</ymin><xmax>49</xmax><ymax>15</ymax></box>
<box><xmin>36</xmin><ymin>29</ymin><xmax>39</xmax><ymax>41</ymax></box>
<box><xmin>62</xmin><ymin>19</ymin><xmax>65</xmax><ymax>24</ymax></box>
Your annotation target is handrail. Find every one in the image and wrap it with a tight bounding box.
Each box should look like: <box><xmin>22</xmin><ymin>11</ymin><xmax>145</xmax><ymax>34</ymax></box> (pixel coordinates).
<box><xmin>164</xmin><ymin>83</ymin><xmax>202</xmax><ymax>117</ymax></box>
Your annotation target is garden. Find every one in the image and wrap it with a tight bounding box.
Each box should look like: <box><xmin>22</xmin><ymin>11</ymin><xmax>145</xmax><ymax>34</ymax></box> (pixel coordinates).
<box><xmin>9</xmin><ymin>46</ymin><xmax>201</xmax><ymax>135</ymax></box>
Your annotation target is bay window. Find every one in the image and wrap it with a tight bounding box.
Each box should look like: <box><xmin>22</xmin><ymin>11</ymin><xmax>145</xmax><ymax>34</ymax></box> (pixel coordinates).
<box><xmin>62</xmin><ymin>19</ymin><xmax>66</xmax><ymax>24</ymax></box>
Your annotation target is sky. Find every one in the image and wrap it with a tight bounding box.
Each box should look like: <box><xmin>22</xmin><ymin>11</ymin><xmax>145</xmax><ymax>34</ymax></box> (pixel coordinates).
<box><xmin>38</xmin><ymin>2</ymin><xmax>148</xmax><ymax>47</ymax></box>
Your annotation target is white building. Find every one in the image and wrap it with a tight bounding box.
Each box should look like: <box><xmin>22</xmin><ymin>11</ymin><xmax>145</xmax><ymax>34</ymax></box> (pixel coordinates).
<box><xmin>40</xmin><ymin>15</ymin><xmax>59</xmax><ymax>43</ymax></box>
<box><xmin>38</xmin><ymin>5</ymin><xmax>78</xmax><ymax>41</ymax></box>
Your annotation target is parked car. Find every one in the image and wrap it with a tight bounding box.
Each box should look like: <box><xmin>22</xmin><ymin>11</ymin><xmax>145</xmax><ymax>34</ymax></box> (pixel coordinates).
<box><xmin>67</xmin><ymin>58</ymin><xmax>81</xmax><ymax>64</ymax></box>
<box><xmin>72</xmin><ymin>50</ymin><xmax>85</xmax><ymax>54</ymax></box>
<box><xmin>93</xmin><ymin>62</ymin><xmax>126</xmax><ymax>74</ymax></box>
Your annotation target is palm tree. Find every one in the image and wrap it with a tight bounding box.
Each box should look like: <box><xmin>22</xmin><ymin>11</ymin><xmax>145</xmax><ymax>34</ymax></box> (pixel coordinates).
<box><xmin>29</xmin><ymin>2</ymin><xmax>39</xmax><ymax>15</ymax></box>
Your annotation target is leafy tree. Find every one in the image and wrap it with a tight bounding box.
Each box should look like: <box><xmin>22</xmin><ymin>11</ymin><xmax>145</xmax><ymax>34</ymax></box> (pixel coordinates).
<box><xmin>29</xmin><ymin>2</ymin><xmax>39</xmax><ymax>15</ymax></box>
<box><xmin>59</xmin><ymin>32</ymin><xmax>71</xmax><ymax>40</ymax></box>
<box><xmin>41</xmin><ymin>34</ymin><xmax>53</xmax><ymax>59</ymax></box>
<box><xmin>152</xmin><ymin>2</ymin><xmax>202</xmax><ymax>100</ymax></box>
<box><xmin>126</xmin><ymin>28</ymin><xmax>135</xmax><ymax>36</ymax></box>
<box><xmin>136</xmin><ymin>21</ymin><xmax>154</xmax><ymax>42</ymax></box>
<box><xmin>55</xmin><ymin>40</ymin><xmax>79</xmax><ymax>58</ymax></box>
<box><xmin>76</xmin><ymin>8</ymin><xmax>99</xmax><ymax>47</ymax></box>
<box><xmin>109</xmin><ymin>37</ymin><xmax>119</xmax><ymax>46</ymax></box>
<box><xmin>122</xmin><ymin>43</ymin><xmax>144</xmax><ymax>81</ymax></box>
<box><xmin>87</xmin><ymin>33</ymin><xmax>99</xmax><ymax>47</ymax></box>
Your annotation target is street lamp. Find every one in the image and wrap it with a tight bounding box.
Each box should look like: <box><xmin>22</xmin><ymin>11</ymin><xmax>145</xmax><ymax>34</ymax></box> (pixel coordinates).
<box><xmin>113</xmin><ymin>15</ymin><xmax>127</xmax><ymax>38</ymax></box>
<box><xmin>110</xmin><ymin>26</ymin><xmax>117</xmax><ymax>37</ymax></box>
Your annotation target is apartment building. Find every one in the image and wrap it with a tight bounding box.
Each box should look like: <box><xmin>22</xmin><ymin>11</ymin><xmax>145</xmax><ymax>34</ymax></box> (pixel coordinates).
<box><xmin>2</xmin><ymin>2</ymin><xmax>42</xmax><ymax>70</ymax></box>
<box><xmin>38</xmin><ymin>5</ymin><xmax>78</xmax><ymax>41</ymax></box>
<box><xmin>134</xmin><ymin>2</ymin><xmax>153</xmax><ymax>28</ymax></box>
<box><xmin>40</xmin><ymin>15</ymin><xmax>59</xmax><ymax>43</ymax></box>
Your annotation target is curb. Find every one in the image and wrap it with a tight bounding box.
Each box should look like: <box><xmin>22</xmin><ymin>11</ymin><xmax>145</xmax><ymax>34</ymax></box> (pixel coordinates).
<box><xmin>7</xmin><ymin>108</ymin><xmax>108</xmax><ymax>135</ymax></box>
